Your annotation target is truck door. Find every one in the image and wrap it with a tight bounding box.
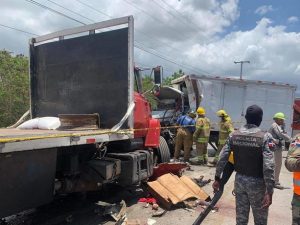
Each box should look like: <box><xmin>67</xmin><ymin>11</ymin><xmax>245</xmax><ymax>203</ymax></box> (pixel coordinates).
<box><xmin>184</xmin><ymin>78</ymin><xmax>201</xmax><ymax>111</ymax></box>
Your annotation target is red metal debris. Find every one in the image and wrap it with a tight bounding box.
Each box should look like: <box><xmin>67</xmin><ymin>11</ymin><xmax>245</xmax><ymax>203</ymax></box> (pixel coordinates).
<box><xmin>149</xmin><ymin>162</ymin><xmax>189</xmax><ymax>181</ymax></box>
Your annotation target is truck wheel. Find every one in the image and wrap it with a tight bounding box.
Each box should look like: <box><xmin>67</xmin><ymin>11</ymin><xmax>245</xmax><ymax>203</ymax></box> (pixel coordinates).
<box><xmin>157</xmin><ymin>136</ymin><xmax>171</xmax><ymax>163</ymax></box>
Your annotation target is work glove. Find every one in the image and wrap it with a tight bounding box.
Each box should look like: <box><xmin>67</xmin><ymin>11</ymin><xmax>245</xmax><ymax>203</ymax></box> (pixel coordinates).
<box><xmin>261</xmin><ymin>193</ymin><xmax>273</xmax><ymax>209</ymax></box>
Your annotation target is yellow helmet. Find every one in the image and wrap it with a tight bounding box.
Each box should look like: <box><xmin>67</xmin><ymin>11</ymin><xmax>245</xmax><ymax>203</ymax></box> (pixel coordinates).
<box><xmin>197</xmin><ymin>107</ymin><xmax>206</xmax><ymax>115</ymax></box>
<box><xmin>217</xmin><ymin>109</ymin><xmax>227</xmax><ymax>117</ymax></box>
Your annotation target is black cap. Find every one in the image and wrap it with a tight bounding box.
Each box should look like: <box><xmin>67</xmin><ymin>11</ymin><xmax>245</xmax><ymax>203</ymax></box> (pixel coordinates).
<box><xmin>245</xmin><ymin>105</ymin><xmax>263</xmax><ymax>126</ymax></box>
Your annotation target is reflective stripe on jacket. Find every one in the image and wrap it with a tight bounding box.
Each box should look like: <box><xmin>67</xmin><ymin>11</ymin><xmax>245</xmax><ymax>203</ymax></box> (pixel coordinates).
<box><xmin>194</xmin><ymin>117</ymin><xmax>211</xmax><ymax>143</ymax></box>
<box><xmin>294</xmin><ymin>172</ymin><xmax>300</xmax><ymax>195</ymax></box>
<box><xmin>219</xmin><ymin>117</ymin><xmax>234</xmax><ymax>145</ymax></box>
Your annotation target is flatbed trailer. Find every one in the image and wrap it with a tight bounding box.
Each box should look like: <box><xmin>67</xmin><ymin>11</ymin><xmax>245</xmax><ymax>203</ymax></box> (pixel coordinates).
<box><xmin>0</xmin><ymin>16</ymin><xmax>164</xmax><ymax>219</ymax></box>
<box><xmin>0</xmin><ymin>128</ymin><xmax>133</xmax><ymax>153</ymax></box>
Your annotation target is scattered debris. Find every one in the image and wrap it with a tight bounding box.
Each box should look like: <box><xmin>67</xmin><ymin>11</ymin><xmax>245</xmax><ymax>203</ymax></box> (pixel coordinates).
<box><xmin>147</xmin><ymin>173</ymin><xmax>209</xmax><ymax>209</ymax></box>
<box><xmin>138</xmin><ymin>198</ymin><xmax>157</xmax><ymax>204</ymax></box>
<box><xmin>183</xmin><ymin>208</ymin><xmax>195</xmax><ymax>213</ymax></box>
<box><xmin>193</xmin><ymin>175</ymin><xmax>212</xmax><ymax>187</ymax></box>
<box><xmin>152</xmin><ymin>209</ymin><xmax>167</xmax><ymax>217</ymax></box>
<box><xmin>147</xmin><ymin>218</ymin><xmax>156</xmax><ymax>225</ymax></box>
<box><xmin>149</xmin><ymin>162</ymin><xmax>189</xmax><ymax>181</ymax></box>
<box><xmin>152</xmin><ymin>203</ymin><xmax>159</xmax><ymax>210</ymax></box>
<box><xmin>122</xmin><ymin>219</ymin><xmax>142</xmax><ymax>225</ymax></box>
<box><xmin>97</xmin><ymin>200</ymin><xmax>127</xmax><ymax>223</ymax></box>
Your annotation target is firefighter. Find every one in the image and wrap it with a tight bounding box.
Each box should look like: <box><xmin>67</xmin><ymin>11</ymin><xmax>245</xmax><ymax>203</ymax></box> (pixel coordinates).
<box><xmin>190</xmin><ymin>107</ymin><xmax>211</xmax><ymax>165</ymax></box>
<box><xmin>269</xmin><ymin>112</ymin><xmax>291</xmax><ymax>189</ymax></box>
<box><xmin>210</xmin><ymin>109</ymin><xmax>234</xmax><ymax>165</ymax></box>
<box><xmin>285</xmin><ymin>133</ymin><xmax>300</xmax><ymax>225</ymax></box>
<box><xmin>173</xmin><ymin>110</ymin><xmax>196</xmax><ymax>162</ymax></box>
<box><xmin>213</xmin><ymin>105</ymin><xmax>275</xmax><ymax>225</ymax></box>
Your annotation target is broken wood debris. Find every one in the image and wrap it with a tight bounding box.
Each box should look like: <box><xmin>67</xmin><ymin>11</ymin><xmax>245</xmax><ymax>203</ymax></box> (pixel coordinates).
<box><xmin>147</xmin><ymin>173</ymin><xmax>209</xmax><ymax>209</ymax></box>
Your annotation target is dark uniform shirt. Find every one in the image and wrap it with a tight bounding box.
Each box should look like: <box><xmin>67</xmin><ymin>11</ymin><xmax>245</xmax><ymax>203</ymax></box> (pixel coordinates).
<box><xmin>215</xmin><ymin>124</ymin><xmax>275</xmax><ymax>194</ymax></box>
<box><xmin>176</xmin><ymin>115</ymin><xmax>196</xmax><ymax>134</ymax></box>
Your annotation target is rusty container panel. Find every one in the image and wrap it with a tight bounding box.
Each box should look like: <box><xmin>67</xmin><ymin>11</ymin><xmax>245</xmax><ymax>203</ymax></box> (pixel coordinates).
<box><xmin>0</xmin><ymin>148</ymin><xmax>57</xmax><ymax>218</ymax></box>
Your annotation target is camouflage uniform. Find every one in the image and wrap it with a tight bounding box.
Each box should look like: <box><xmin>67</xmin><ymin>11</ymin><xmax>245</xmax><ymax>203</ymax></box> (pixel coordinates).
<box><xmin>215</xmin><ymin>124</ymin><xmax>275</xmax><ymax>225</ymax></box>
<box><xmin>213</xmin><ymin>117</ymin><xmax>234</xmax><ymax>163</ymax></box>
<box><xmin>285</xmin><ymin>134</ymin><xmax>300</xmax><ymax>225</ymax></box>
<box><xmin>269</xmin><ymin>122</ymin><xmax>291</xmax><ymax>185</ymax></box>
<box><xmin>192</xmin><ymin>116</ymin><xmax>211</xmax><ymax>164</ymax></box>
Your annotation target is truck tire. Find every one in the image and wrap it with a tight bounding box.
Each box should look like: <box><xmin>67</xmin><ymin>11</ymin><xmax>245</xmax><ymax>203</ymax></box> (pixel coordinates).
<box><xmin>157</xmin><ymin>136</ymin><xmax>171</xmax><ymax>163</ymax></box>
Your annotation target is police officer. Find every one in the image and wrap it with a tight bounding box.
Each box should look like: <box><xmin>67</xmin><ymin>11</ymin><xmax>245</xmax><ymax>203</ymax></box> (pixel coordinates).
<box><xmin>173</xmin><ymin>111</ymin><xmax>196</xmax><ymax>162</ymax></box>
<box><xmin>213</xmin><ymin>105</ymin><xmax>275</xmax><ymax>225</ymax></box>
<box><xmin>269</xmin><ymin>112</ymin><xmax>291</xmax><ymax>189</ymax></box>
<box><xmin>285</xmin><ymin>133</ymin><xmax>300</xmax><ymax>225</ymax></box>
<box><xmin>190</xmin><ymin>107</ymin><xmax>211</xmax><ymax>165</ymax></box>
<box><xmin>210</xmin><ymin>109</ymin><xmax>234</xmax><ymax>165</ymax></box>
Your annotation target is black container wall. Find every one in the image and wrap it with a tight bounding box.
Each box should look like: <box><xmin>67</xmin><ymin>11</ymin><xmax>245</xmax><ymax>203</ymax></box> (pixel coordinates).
<box><xmin>0</xmin><ymin>148</ymin><xmax>57</xmax><ymax>218</ymax></box>
<box><xmin>30</xmin><ymin>28</ymin><xmax>129</xmax><ymax>129</ymax></box>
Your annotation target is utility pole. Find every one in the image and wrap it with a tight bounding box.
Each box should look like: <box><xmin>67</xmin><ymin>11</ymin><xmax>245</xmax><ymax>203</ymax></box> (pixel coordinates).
<box><xmin>234</xmin><ymin>61</ymin><xmax>250</xmax><ymax>79</ymax></box>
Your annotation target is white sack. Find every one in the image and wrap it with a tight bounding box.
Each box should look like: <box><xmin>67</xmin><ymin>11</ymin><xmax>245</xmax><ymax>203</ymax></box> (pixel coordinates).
<box><xmin>18</xmin><ymin>117</ymin><xmax>61</xmax><ymax>130</ymax></box>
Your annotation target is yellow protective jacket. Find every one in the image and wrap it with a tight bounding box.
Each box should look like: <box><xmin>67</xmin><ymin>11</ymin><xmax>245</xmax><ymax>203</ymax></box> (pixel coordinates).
<box><xmin>193</xmin><ymin>117</ymin><xmax>211</xmax><ymax>143</ymax></box>
<box><xmin>218</xmin><ymin>116</ymin><xmax>234</xmax><ymax>145</ymax></box>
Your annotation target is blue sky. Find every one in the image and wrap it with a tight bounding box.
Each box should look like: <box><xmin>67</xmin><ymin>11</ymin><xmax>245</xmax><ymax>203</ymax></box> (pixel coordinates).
<box><xmin>0</xmin><ymin>0</ymin><xmax>299</xmax><ymax>95</ymax></box>
<box><xmin>235</xmin><ymin>0</ymin><xmax>300</xmax><ymax>32</ymax></box>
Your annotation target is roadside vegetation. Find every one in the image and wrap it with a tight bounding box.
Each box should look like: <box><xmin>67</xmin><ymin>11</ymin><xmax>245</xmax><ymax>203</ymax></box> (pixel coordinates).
<box><xmin>0</xmin><ymin>50</ymin><xmax>29</xmax><ymax>127</ymax></box>
<box><xmin>0</xmin><ymin>49</ymin><xmax>185</xmax><ymax>127</ymax></box>
<box><xmin>142</xmin><ymin>69</ymin><xmax>185</xmax><ymax>109</ymax></box>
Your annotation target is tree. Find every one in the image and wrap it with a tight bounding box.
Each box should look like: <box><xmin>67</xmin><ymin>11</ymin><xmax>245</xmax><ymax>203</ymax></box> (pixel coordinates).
<box><xmin>0</xmin><ymin>50</ymin><xmax>29</xmax><ymax>127</ymax></box>
<box><xmin>141</xmin><ymin>75</ymin><xmax>158</xmax><ymax>110</ymax></box>
<box><xmin>163</xmin><ymin>69</ymin><xmax>185</xmax><ymax>85</ymax></box>
<box><xmin>141</xmin><ymin>69</ymin><xmax>185</xmax><ymax>110</ymax></box>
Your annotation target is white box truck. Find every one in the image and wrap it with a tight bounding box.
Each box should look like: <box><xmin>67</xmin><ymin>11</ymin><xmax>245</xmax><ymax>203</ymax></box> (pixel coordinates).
<box><xmin>153</xmin><ymin>74</ymin><xmax>296</xmax><ymax>151</ymax></box>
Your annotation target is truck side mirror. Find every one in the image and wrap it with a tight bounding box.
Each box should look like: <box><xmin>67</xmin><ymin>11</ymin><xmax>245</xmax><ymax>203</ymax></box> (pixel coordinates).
<box><xmin>153</xmin><ymin>66</ymin><xmax>162</xmax><ymax>85</ymax></box>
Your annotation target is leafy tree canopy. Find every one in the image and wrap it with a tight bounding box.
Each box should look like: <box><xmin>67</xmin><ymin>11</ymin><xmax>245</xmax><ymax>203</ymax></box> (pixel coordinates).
<box><xmin>141</xmin><ymin>69</ymin><xmax>185</xmax><ymax>110</ymax></box>
<box><xmin>163</xmin><ymin>69</ymin><xmax>185</xmax><ymax>85</ymax></box>
<box><xmin>0</xmin><ymin>50</ymin><xmax>29</xmax><ymax>127</ymax></box>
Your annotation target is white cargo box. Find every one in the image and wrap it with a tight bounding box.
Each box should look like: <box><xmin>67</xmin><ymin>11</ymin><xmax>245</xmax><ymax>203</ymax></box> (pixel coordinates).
<box><xmin>172</xmin><ymin>74</ymin><xmax>297</xmax><ymax>135</ymax></box>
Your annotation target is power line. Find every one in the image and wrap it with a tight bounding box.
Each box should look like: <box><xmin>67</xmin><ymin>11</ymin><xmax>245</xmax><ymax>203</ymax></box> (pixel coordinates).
<box><xmin>71</xmin><ymin>0</ymin><xmax>204</xmax><ymax>71</ymax></box>
<box><xmin>0</xmin><ymin>22</ymin><xmax>205</xmax><ymax>75</ymax></box>
<box><xmin>121</xmin><ymin>0</ymin><xmax>205</xmax><ymax>66</ymax></box>
<box><xmin>0</xmin><ymin>23</ymin><xmax>38</xmax><ymax>36</ymax></box>
<box><xmin>74</xmin><ymin>0</ymin><xmax>112</xmax><ymax>19</ymax></box>
<box><xmin>76</xmin><ymin>0</ymin><xmax>184</xmax><ymax>56</ymax></box>
<box><xmin>122</xmin><ymin>0</ymin><xmax>168</xmax><ymax>28</ymax></box>
<box><xmin>25</xmin><ymin>0</ymin><xmax>86</xmax><ymax>25</ymax></box>
<box><xmin>151</xmin><ymin>0</ymin><xmax>196</xmax><ymax>32</ymax></box>
<box><xmin>136</xmin><ymin>41</ymin><xmax>209</xmax><ymax>74</ymax></box>
<box><xmin>24</xmin><ymin>0</ymin><xmax>208</xmax><ymax>74</ymax></box>
<box><xmin>43</xmin><ymin>0</ymin><xmax>208</xmax><ymax>74</ymax></box>
<box><xmin>122</xmin><ymin>0</ymin><xmax>191</xmax><ymax>39</ymax></box>
<box><xmin>45</xmin><ymin>0</ymin><xmax>94</xmax><ymax>23</ymax></box>
<box><xmin>159</xmin><ymin>0</ymin><xmax>203</xmax><ymax>31</ymax></box>
<box><xmin>135</xmin><ymin>43</ymin><xmax>202</xmax><ymax>74</ymax></box>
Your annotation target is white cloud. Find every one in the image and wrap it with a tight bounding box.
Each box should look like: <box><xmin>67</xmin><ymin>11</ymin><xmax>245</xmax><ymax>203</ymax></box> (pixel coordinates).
<box><xmin>295</xmin><ymin>65</ymin><xmax>300</xmax><ymax>74</ymax></box>
<box><xmin>255</xmin><ymin>5</ymin><xmax>274</xmax><ymax>15</ymax></box>
<box><xmin>288</xmin><ymin>16</ymin><xmax>299</xmax><ymax>23</ymax></box>
<box><xmin>184</xmin><ymin>17</ymin><xmax>300</xmax><ymax>92</ymax></box>
<box><xmin>0</xmin><ymin>0</ymin><xmax>300</xmax><ymax>96</ymax></box>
